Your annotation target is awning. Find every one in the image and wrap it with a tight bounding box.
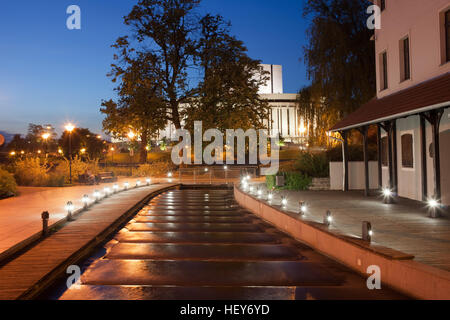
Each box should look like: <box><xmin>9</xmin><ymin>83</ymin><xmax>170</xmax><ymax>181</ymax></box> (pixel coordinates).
<box><xmin>330</xmin><ymin>72</ymin><xmax>450</xmax><ymax>131</ymax></box>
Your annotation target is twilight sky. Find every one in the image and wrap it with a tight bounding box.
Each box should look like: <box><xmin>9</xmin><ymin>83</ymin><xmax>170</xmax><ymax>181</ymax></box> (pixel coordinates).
<box><xmin>0</xmin><ymin>0</ymin><xmax>310</xmax><ymax>135</ymax></box>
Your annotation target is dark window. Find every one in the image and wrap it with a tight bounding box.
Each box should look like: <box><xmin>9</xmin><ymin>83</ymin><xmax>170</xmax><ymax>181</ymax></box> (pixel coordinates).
<box><xmin>402</xmin><ymin>37</ymin><xmax>411</xmax><ymax>80</ymax></box>
<box><xmin>380</xmin><ymin>0</ymin><xmax>386</xmax><ymax>11</ymax></box>
<box><xmin>446</xmin><ymin>10</ymin><xmax>450</xmax><ymax>62</ymax></box>
<box><xmin>381</xmin><ymin>52</ymin><xmax>388</xmax><ymax>90</ymax></box>
<box><xmin>381</xmin><ymin>136</ymin><xmax>388</xmax><ymax>166</ymax></box>
<box><xmin>401</xmin><ymin>134</ymin><xmax>414</xmax><ymax>168</ymax></box>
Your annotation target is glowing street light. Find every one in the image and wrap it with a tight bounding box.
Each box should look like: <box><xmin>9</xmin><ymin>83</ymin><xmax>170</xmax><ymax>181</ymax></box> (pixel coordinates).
<box><xmin>65</xmin><ymin>123</ymin><xmax>76</xmax><ymax>184</ymax></box>
<box><xmin>10</xmin><ymin>151</ymin><xmax>16</xmax><ymax>156</ymax></box>
<box><xmin>136</xmin><ymin>180</ymin><xmax>141</xmax><ymax>187</ymax></box>
<box><xmin>299</xmin><ymin>201</ymin><xmax>307</xmax><ymax>215</ymax></box>
<box><xmin>93</xmin><ymin>190</ymin><xmax>101</xmax><ymax>202</ymax></box>
<box><xmin>268</xmin><ymin>193</ymin><xmax>273</xmax><ymax>203</ymax></box>
<box><xmin>146</xmin><ymin>178</ymin><xmax>151</xmax><ymax>186</ymax></box>
<box><xmin>124</xmin><ymin>182</ymin><xmax>130</xmax><ymax>190</ymax></box>
<box><xmin>428</xmin><ymin>198</ymin><xmax>440</xmax><ymax>218</ymax></box>
<box><xmin>113</xmin><ymin>184</ymin><xmax>119</xmax><ymax>192</ymax></box>
<box><xmin>281</xmin><ymin>197</ymin><xmax>287</xmax><ymax>208</ymax></box>
<box><xmin>324</xmin><ymin>210</ymin><xmax>333</xmax><ymax>227</ymax></box>
<box><xmin>382</xmin><ymin>187</ymin><xmax>393</xmax><ymax>204</ymax></box>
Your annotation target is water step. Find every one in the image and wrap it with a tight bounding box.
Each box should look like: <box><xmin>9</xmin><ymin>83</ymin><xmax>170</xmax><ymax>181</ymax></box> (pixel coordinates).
<box><xmin>128</xmin><ymin>223</ymin><xmax>262</xmax><ymax>232</ymax></box>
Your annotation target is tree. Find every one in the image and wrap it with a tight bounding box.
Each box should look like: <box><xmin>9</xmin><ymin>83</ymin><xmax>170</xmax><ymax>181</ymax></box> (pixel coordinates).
<box><xmin>184</xmin><ymin>14</ymin><xmax>270</xmax><ymax>132</ymax></box>
<box><xmin>59</xmin><ymin>128</ymin><xmax>105</xmax><ymax>159</ymax></box>
<box><xmin>102</xmin><ymin>47</ymin><xmax>168</xmax><ymax>163</ymax></box>
<box><xmin>122</xmin><ymin>0</ymin><xmax>201</xmax><ymax>130</ymax></box>
<box><xmin>6</xmin><ymin>135</ymin><xmax>28</xmax><ymax>153</ymax></box>
<box><xmin>302</xmin><ymin>0</ymin><xmax>375</xmax><ymax>118</ymax></box>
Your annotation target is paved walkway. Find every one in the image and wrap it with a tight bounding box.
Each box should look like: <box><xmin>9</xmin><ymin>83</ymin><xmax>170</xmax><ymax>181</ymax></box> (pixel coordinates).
<box><xmin>0</xmin><ymin>184</ymin><xmax>176</xmax><ymax>300</ymax></box>
<box><xmin>0</xmin><ymin>177</ymin><xmax>152</xmax><ymax>258</ymax></box>
<box><xmin>252</xmin><ymin>184</ymin><xmax>450</xmax><ymax>272</ymax></box>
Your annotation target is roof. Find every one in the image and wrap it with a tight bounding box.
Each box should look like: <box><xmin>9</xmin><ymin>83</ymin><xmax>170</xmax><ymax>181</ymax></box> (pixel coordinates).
<box><xmin>330</xmin><ymin>72</ymin><xmax>450</xmax><ymax>131</ymax></box>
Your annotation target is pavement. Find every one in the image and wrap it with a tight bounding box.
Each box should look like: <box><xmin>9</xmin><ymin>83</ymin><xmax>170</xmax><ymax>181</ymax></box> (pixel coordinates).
<box><xmin>0</xmin><ymin>177</ymin><xmax>156</xmax><ymax>258</ymax></box>
<box><xmin>251</xmin><ymin>183</ymin><xmax>450</xmax><ymax>272</ymax></box>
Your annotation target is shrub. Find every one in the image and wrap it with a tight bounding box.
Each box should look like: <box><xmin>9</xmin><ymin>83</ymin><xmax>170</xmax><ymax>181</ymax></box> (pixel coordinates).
<box><xmin>13</xmin><ymin>157</ymin><xmax>49</xmax><ymax>186</ymax></box>
<box><xmin>295</xmin><ymin>152</ymin><xmax>329</xmax><ymax>178</ymax></box>
<box><xmin>266</xmin><ymin>172</ymin><xmax>312</xmax><ymax>191</ymax></box>
<box><xmin>54</xmin><ymin>156</ymin><xmax>99</xmax><ymax>184</ymax></box>
<box><xmin>134</xmin><ymin>161</ymin><xmax>176</xmax><ymax>177</ymax></box>
<box><xmin>0</xmin><ymin>168</ymin><xmax>18</xmax><ymax>198</ymax></box>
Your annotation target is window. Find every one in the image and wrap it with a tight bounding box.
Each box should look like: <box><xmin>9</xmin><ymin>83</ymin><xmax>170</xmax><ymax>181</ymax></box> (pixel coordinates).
<box><xmin>446</xmin><ymin>10</ymin><xmax>450</xmax><ymax>62</ymax></box>
<box><xmin>381</xmin><ymin>136</ymin><xmax>388</xmax><ymax>166</ymax></box>
<box><xmin>401</xmin><ymin>133</ymin><xmax>414</xmax><ymax>168</ymax></box>
<box><xmin>380</xmin><ymin>0</ymin><xmax>386</xmax><ymax>11</ymax></box>
<box><xmin>380</xmin><ymin>51</ymin><xmax>388</xmax><ymax>91</ymax></box>
<box><xmin>400</xmin><ymin>37</ymin><xmax>411</xmax><ymax>81</ymax></box>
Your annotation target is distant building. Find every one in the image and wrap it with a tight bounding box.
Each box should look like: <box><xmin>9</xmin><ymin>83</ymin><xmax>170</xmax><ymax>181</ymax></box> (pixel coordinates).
<box><xmin>158</xmin><ymin>64</ymin><xmax>301</xmax><ymax>142</ymax></box>
<box><xmin>330</xmin><ymin>0</ymin><xmax>450</xmax><ymax>206</ymax></box>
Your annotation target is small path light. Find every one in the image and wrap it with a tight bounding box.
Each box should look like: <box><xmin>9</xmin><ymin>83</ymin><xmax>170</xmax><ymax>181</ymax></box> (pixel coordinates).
<box><xmin>428</xmin><ymin>198</ymin><xmax>440</xmax><ymax>218</ymax></box>
<box><xmin>113</xmin><ymin>184</ymin><xmax>119</xmax><ymax>193</ymax></box>
<box><xmin>224</xmin><ymin>165</ymin><xmax>228</xmax><ymax>170</ymax></box>
<box><xmin>168</xmin><ymin>172</ymin><xmax>173</xmax><ymax>178</ymax></box>
<box><xmin>41</xmin><ymin>211</ymin><xmax>49</xmax><ymax>237</ymax></box>
<box><xmin>362</xmin><ymin>221</ymin><xmax>372</xmax><ymax>242</ymax></box>
<box><xmin>82</xmin><ymin>194</ymin><xmax>90</xmax><ymax>209</ymax></box>
<box><xmin>299</xmin><ymin>201</ymin><xmax>307</xmax><ymax>215</ymax></box>
<box><xmin>65</xmin><ymin>201</ymin><xmax>75</xmax><ymax>221</ymax></box>
<box><xmin>93</xmin><ymin>190</ymin><xmax>101</xmax><ymax>202</ymax></box>
<box><xmin>136</xmin><ymin>180</ymin><xmax>141</xmax><ymax>188</ymax></box>
<box><xmin>249</xmin><ymin>186</ymin><xmax>254</xmax><ymax>194</ymax></box>
<box><xmin>324</xmin><ymin>210</ymin><xmax>333</xmax><ymax>227</ymax></box>
<box><xmin>146</xmin><ymin>178</ymin><xmax>151</xmax><ymax>186</ymax></box>
<box><xmin>268</xmin><ymin>193</ymin><xmax>273</xmax><ymax>203</ymax></box>
<box><xmin>382</xmin><ymin>187</ymin><xmax>393</xmax><ymax>204</ymax></box>
<box><xmin>204</xmin><ymin>168</ymin><xmax>209</xmax><ymax>172</ymax></box>
<box><xmin>281</xmin><ymin>196</ymin><xmax>287</xmax><ymax>209</ymax></box>
<box><xmin>257</xmin><ymin>188</ymin><xmax>262</xmax><ymax>198</ymax></box>
<box><xmin>104</xmin><ymin>187</ymin><xmax>111</xmax><ymax>197</ymax></box>
<box><xmin>124</xmin><ymin>182</ymin><xmax>129</xmax><ymax>190</ymax></box>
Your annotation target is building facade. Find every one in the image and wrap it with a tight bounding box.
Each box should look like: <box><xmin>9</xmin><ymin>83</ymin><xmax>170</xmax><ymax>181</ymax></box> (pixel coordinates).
<box><xmin>158</xmin><ymin>64</ymin><xmax>300</xmax><ymax>142</ymax></box>
<box><xmin>331</xmin><ymin>0</ymin><xmax>450</xmax><ymax>207</ymax></box>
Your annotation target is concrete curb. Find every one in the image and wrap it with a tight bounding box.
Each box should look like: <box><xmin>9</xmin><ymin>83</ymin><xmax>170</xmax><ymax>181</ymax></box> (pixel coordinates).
<box><xmin>234</xmin><ymin>186</ymin><xmax>450</xmax><ymax>300</ymax></box>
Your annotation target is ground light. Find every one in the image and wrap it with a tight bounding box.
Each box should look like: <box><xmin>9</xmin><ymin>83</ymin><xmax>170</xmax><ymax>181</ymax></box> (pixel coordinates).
<box><xmin>113</xmin><ymin>184</ymin><xmax>119</xmax><ymax>192</ymax></box>
<box><xmin>82</xmin><ymin>195</ymin><xmax>89</xmax><ymax>209</ymax></box>
<box><xmin>428</xmin><ymin>198</ymin><xmax>440</xmax><ymax>218</ymax></box>
<box><xmin>249</xmin><ymin>186</ymin><xmax>254</xmax><ymax>194</ymax></box>
<box><xmin>362</xmin><ymin>221</ymin><xmax>372</xmax><ymax>242</ymax></box>
<box><xmin>299</xmin><ymin>201</ymin><xmax>307</xmax><ymax>215</ymax></box>
<box><xmin>382</xmin><ymin>187</ymin><xmax>394</xmax><ymax>204</ymax></box>
<box><xmin>124</xmin><ymin>182</ymin><xmax>129</xmax><ymax>190</ymax></box>
<box><xmin>93</xmin><ymin>190</ymin><xmax>101</xmax><ymax>202</ymax></box>
<box><xmin>267</xmin><ymin>193</ymin><xmax>273</xmax><ymax>203</ymax></box>
<box><xmin>324</xmin><ymin>210</ymin><xmax>333</xmax><ymax>227</ymax></box>
<box><xmin>281</xmin><ymin>197</ymin><xmax>287</xmax><ymax>208</ymax></box>
<box><xmin>257</xmin><ymin>188</ymin><xmax>262</xmax><ymax>198</ymax></box>
<box><xmin>65</xmin><ymin>201</ymin><xmax>75</xmax><ymax>221</ymax></box>
<box><xmin>146</xmin><ymin>178</ymin><xmax>151</xmax><ymax>186</ymax></box>
<box><xmin>136</xmin><ymin>180</ymin><xmax>141</xmax><ymax>187</ymax></box>
<box><xmin>103</xmin><ymin>187</ymin><xmax>111</xmax><ymax>197</ymax></box>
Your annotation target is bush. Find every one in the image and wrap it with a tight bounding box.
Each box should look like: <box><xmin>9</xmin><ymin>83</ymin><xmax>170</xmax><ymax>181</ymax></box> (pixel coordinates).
<box><xmin>266</xmin><ymin>172</ymin><xmax>312</xmax><ymax>191</ymax></box>
<box><xmin>0</xmin><ymin>168</ymin><xmax>18</xmax><ymax>198</ymax></box>
<box><xmin>295</xmin><ymin>152</ymin><xmax>329</xmax><ymax>178</ymax></box>
<box><xmin>54</xmin><ymin>156</ymin><xmax>99</xmax><ymax>184</ymax></box>
<box><xmin>13</xmin><ymin>157</ymin><xmax>49</xmax><ymax>186</ymax></box>
<box><xmin>134</xmin><ymin>161</ymin><xmax>176</xmax><ymax>177</ymax></box>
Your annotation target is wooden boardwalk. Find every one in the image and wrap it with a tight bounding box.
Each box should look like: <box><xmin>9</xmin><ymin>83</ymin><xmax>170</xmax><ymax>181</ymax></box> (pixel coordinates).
<box><xmin>0</xmin><ymin>184</ymin><xmax>177</xmax><ymax>300</ymax></box>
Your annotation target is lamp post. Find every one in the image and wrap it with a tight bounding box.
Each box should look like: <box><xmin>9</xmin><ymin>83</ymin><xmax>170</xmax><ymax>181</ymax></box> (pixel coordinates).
<box><xmin>65</xmin><ymin>124</ymin><xmax>75</xmax><ymax>184</ymax></box>
<box><xmin>42</xmin><ymin>133</ymin><xmax>50</xmax><ymax>158</ymax></box>
<box><xmin>128</xmin><ymin>131</ymin><xmax>136</xmax><ymax>176</ymax></box>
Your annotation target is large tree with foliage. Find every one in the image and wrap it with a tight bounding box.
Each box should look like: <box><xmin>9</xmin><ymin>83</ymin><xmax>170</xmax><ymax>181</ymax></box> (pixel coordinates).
<box><xmin>121</xmin><ymin>0</ymin><xmax>201</xmax><ymax>130</ymax></box>
<box><xmin>300</xmin><ymin>0</ymin><xmax>375</xmax><ymax>143</ymax></box>
<box><xmin>102</xmin><ymin>44</ymin><xmax>168</xmax><ymax>163</ymax></box>
<box><xmin>184</xmin><ymin>14</ymin><xmax>270</xmax><ymax>132</ymax></box>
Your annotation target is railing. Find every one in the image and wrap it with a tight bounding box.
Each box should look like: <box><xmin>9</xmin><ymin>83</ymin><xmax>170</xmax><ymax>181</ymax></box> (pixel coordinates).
<box><xmin>176</xmin><ymin>166</ymin><xmax>258</xmax><ymax>185</ymax></box>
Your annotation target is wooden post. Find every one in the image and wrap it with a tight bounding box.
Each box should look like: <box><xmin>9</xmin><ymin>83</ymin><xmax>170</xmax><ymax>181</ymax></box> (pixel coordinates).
<box><xmin>392</xmin><ymin>120</ymin><xmax>398</xmax><ymax>194</ymax></box>
<box><xmin>423</xmin><ymin>110</ymin><xmax>444</xmax><ymax>201</ymax></box>
<box><xmin>420</xmin><ymin>115</ymin><xmax>428</xmax><ymax>201</ymax></box>
<box><xmin>341</xmin><ymin>131</ymin><xmax>349</xmax><ymax>192</ymax></box>
<box><xmin>377</xmin><ymin>124</ymin><xmax>383</xmax><ymax>190</ymax></box>
<box><xmin>362</xmin><ymin>126</ymin><xmax>370</xmax><ymax>197</ymax></box>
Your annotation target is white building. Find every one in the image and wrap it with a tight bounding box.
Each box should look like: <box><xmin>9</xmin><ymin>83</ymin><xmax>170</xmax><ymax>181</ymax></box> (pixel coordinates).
<box><xmin>330</xmin><ymin>0</ymin><xmax>450</xmax><ymax>208</ymax></box>
<box><xmin>159</xmin><ymin>64</ymin><xmax>300</xmax><ymax>142</ymax></box>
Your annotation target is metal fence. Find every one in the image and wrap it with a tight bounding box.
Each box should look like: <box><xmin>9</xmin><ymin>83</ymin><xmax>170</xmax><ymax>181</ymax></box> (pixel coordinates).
<box><xmin>176</xmin><ymin>166</ymin><xmax>258</xmax><ymax>185</ymax></box>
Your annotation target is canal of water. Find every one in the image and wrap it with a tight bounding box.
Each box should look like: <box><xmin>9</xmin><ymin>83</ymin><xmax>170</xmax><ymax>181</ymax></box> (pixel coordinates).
<box><xmin>44</xmin><ymin>187</ymin><xmax>405</xmax><ymax>300</ymax></box>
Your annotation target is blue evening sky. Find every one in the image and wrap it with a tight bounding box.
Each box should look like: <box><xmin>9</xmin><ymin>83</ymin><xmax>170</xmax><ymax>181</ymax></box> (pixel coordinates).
<box><xmin>0</xmin><ymin>0</ymin><xmax>310</xmax><ymax>135</ymax></box>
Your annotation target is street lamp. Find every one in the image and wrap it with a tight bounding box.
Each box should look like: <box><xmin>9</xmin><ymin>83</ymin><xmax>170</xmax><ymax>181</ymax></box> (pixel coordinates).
<box><xmin>127</xmin><ymin>131</ymin><xmax>136</xmax><ymax>176</ymax></box>
<box><xmin>42</xmin><ymin>133</ymin><xmax>50</xmax><ymax>157</ymax></box>
<box><xmin>65</xmin><ymin>123</ymin><xmax>75</xmax><ymax>184</ymax></box>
